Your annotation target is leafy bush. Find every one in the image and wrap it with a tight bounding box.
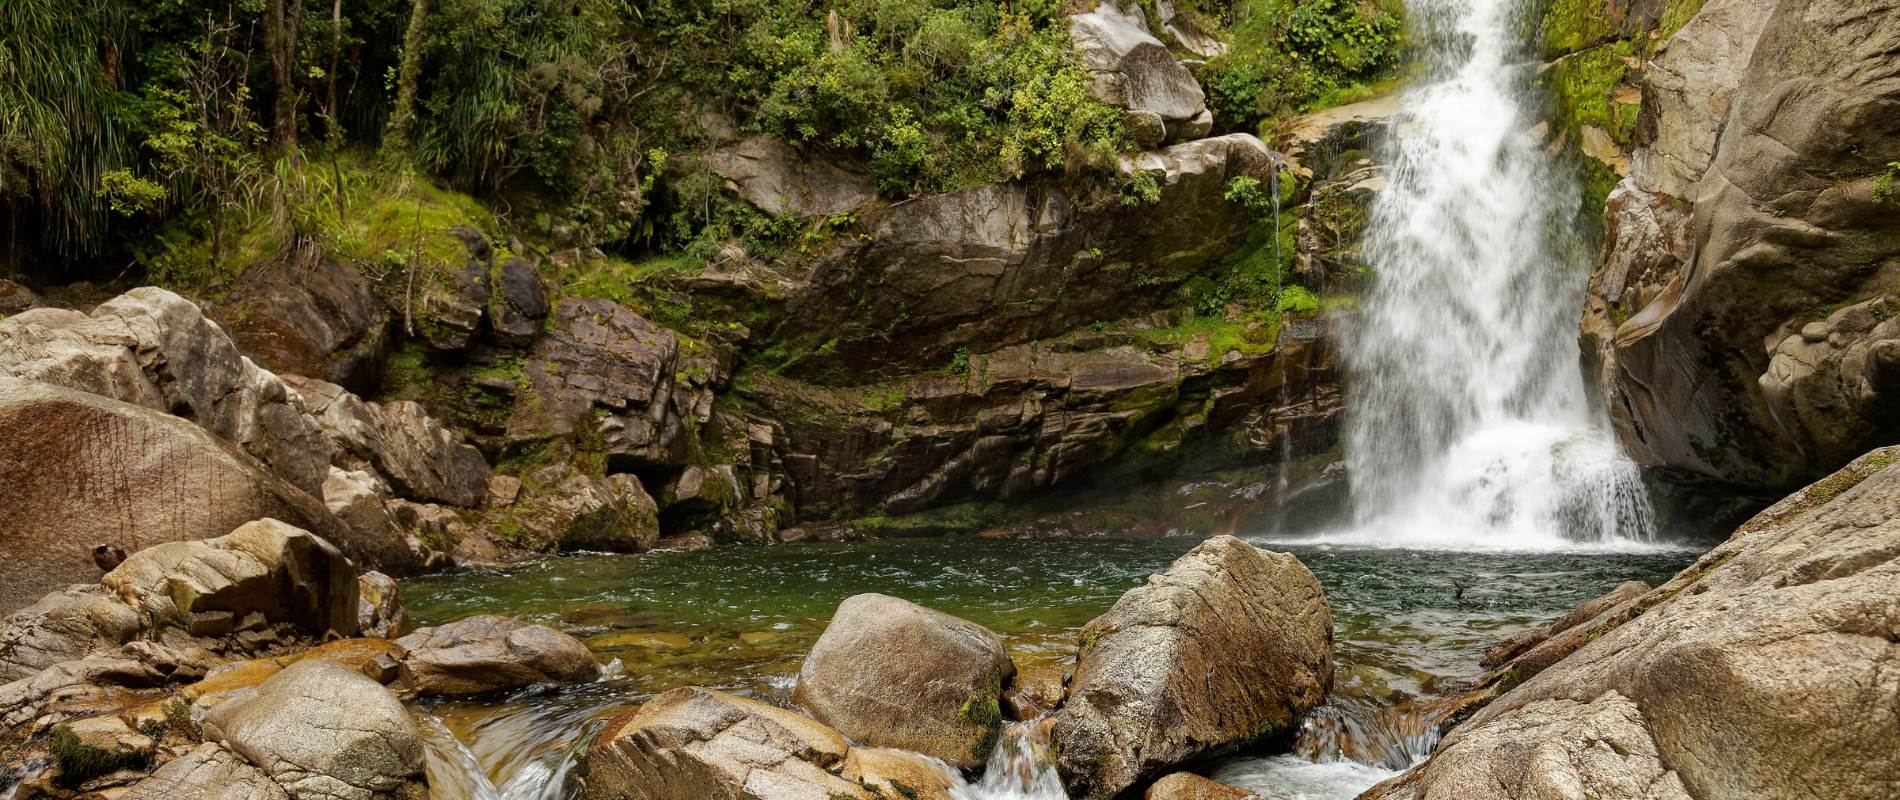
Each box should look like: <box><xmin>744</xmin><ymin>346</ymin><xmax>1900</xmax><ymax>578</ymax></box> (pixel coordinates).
<box><xmin>1195</xmin><ymin>0</ymin><xmax>1405</xmax><ymax>130</ymax></box>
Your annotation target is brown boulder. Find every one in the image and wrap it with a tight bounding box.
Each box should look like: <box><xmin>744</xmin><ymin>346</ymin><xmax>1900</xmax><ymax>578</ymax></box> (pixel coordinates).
<box><xmin>583</xmin><ymin>686</ymin><xmax>955</xmax><ymax>800</ymax></box>
<box><xmin>793</xmin><ymin>593</ymin><xmax>1015</xmax><ymax>768</ymax></box>
<box><xmin>290</xmin><ymin>375</ymin><xmax>489</xmax><ymax>508</ymax></box>
<box><xmin>211</xmin><ymin>255</ymin><xmax>390</xmax><ymax>393</ymax></box>
<box><xmin>100</xmin><ymin>518</ymin><xmax>359</xmax><ymax>638</ymax></box>
<box><xmin>202</xmin><ymin>659</ymin><xmax>424</xmax><ymax>799</ymax></box>
<box><xmin>1053</xmin><ymin>535</ymin><xmax>1333</xmax><ymax>800</ymax></box>
<box><xmin>394</xmin><ymin>614</ymin><xmax>598</xmax><ymax>696</ymax></box>
<box><xmin>0</xmin><ymin>378</ymin><xmax>358</xmax><ymax>614</ymax></box>
<box><xmin>122</xmin><ymin>742</ymin><xmax>290</xmax><ymax>800</ymax></box>
<box><xmin>1145</xmin><ymin>773</ymin><xmax>1253</xmax><ymax>800</ymax></box>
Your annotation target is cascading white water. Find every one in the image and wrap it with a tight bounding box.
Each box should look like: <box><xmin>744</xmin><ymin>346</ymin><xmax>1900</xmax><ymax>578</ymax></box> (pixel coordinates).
<box><xmin>1336</xmin><ymin>0</ymin><xmax>1654</xmax><ymax>549</ymax></box>
<box><xmin>949</xmin><ymin>720</ymin><xmax>1068</xmax><ymax>800</ymax></box>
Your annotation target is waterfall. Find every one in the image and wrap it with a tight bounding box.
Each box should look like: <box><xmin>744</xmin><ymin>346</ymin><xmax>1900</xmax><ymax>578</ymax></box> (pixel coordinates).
<box><xmin>950</xmin><ymin>719</ymin><xmax>1068</xmax><ymax>800</ymax></box>
<box><xmin>1335</xmin><ymin>0</ymin><xmax>1654</xmax><ymax>549</ymax></box>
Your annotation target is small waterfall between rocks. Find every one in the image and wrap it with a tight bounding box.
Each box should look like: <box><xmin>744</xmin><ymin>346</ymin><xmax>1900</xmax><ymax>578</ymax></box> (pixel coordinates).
<box><xmin>1333</xmin><ymin>0</ymin><xmax>1655</xmax><ymax>549</ymax></box>
<box><xmin>949</xmin><ymin>720</ymin><xmax>1068</xmax><ymax>800</ymax></box>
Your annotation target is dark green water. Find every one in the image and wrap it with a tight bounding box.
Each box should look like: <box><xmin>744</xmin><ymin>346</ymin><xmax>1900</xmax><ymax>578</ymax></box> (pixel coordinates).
<box><xmin>401</xmin><ymin>535</ymin><xmax>1697</xmax><ymax>799</ymax></box>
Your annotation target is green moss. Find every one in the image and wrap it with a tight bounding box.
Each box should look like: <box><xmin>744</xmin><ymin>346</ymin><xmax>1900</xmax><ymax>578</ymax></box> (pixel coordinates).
<box><xmin>49</xmin><ymin>725</ymin><xmax>146</xmax><ymax>786</ymax></box>
<box><xmin>1540</xmin><ymin>0</ymin><xmax>1621</xmax><ymax>57</ymax></box>
<box><xmin>1657</xmin><ymin>0</ymin><xmax>1711</xmax><ymax>42</ymax></box>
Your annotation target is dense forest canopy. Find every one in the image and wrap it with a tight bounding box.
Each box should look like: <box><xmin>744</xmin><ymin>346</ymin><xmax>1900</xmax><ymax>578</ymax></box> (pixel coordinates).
<box><xmin>0</xmin><ymin>0</ymin><xmax>1403</xmax><ymax>281</ymax></box>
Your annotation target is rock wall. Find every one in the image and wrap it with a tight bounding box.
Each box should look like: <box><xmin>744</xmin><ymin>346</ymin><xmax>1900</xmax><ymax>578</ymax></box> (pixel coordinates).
<box><xmin>1578</xmin><ymin>0</ymin><xmax>1900</xmax><ymax>502</ymax></box>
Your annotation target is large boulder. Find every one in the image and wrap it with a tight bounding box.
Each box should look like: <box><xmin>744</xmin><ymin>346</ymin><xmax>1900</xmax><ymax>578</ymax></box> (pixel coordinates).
<box><xmin>393</xmin><ymin>614</ymin><xmax>598</xmax><ymax>696</ymax></box>
<box><xmin>0</xmin><ymin>378</ymin><xmax>359</xmax><ymax>614</ymax></box>
<box><xmin>1070</xmin><ymin>1</ymin><xmax>1210</xmax><ymax>143</ymax></box>
<box><xmin>0</xmin><ymin>287</ymin><xmax>332</xmax><ymax>494</ymax></box>
<box><xmin>122</xmin><ymin>742</ymin><xmax>290</xmax><ymax>800</ymax></box>
<box><xmin>0</xmin><ymin>585</ymin><xmax>143</xmax><ymax>682</ymax></box>
<box><xmin>793</xmin><ymin>593</ymin><xmax>1015</xmax><ymax>768</ymax></box>
<box><xmin>703</xmin><ymin>136</ymin><xmax>879</xmax><ymax>219</ymax></box>
<box><xmin>487</xmin><ymin>465</ymin><xmax>660</xmax><ymax>553</ymax></box>
<box><xmin>1052</xmin><ymin>535</ymin><xmax>1333</xmax><ymax>800</ymax></box>
<box><xmin>1365</xmin><ymin>446</ymin><xmax>1900</xmax><ymax>800</ymax></box>
<box><xmin>582</xmin><ymin>686</ymin><xmax>955</xmax><ymax>800</ymax></box>
<box><xmin>1145</xmin><ymin>773</ymin><xmax>1252</xmax><ymax>800</ymax></box>
<box><xmin>100</xmin><ymin>518</ymin><xmax>359</xmax><ymax>638</ymax></box>
<box><xmin>210</xmin><ymin>255</ymin><xmax>390</xmax><ymax>393</ymax></box>
<box><xmin>1583</xmin><ymin>0</ymin><xmax>1900</xmax><ymax>496</ymax></box>
<box><xmin>202</xmin><ymin>659</ymin><xmax>424</xmax><ymax>800</ymax></box>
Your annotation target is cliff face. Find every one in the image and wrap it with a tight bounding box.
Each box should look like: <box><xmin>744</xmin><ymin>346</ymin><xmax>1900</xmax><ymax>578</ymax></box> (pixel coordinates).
<box><xmin>1568</xmin><ymin>0</ymin><xmax>1900</xmax><ymax>503</ymax></box>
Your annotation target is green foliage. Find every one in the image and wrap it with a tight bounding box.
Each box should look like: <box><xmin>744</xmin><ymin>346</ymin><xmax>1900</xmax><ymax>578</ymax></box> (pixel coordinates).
<box><xmin>1875</xmin><ymin>162</ymin><xmax>1900</xmax><ymax>207</ymax></box>
<box><xmin>1197</xmin><ymin>0</ymin><xmax>1405</xmax><ymax>130</ymax></box>
<box><xmin>949</xmin><ymin>346</ymin><xmax>972</xmax><ymax>375</ymax></box>
<box><xmin>48</xmin><ymin>725</ymin><xmax>146</xmax><ymax>786</ymax></box>
<box><xmin>1120</xmin><ymin>172</ymin><xmax>1163</xmax><ymax>206</ymax></box>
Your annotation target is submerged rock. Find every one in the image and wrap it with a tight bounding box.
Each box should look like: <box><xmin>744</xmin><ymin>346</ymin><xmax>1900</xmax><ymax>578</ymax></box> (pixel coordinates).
<box><xmin>1052</xmin><ymin>535</ymin><xmax>1333</xmax><ymax>800</ymax></box>
<box><xmin>202</xmin><ymin>659</ymin><xmax>424</xmax><ymax>800</ymax></box>
<box><xmin>793</xmin><ymin>593</ymin><xmax>1015</xmax><ymax>768</ymax></box>
<box><xmin>394</xmin><ymin>614</ymin><xmax>598</xmax><ymax>696</ymax></box>
<box><xmin>1366</xmin><ymin>446</ymin><xmax>1900</xmax><ymax>799</ymax></box>
<box><xmin>583</xmin><ymin>686</ymin><xmax>955</xmax><ymax>800</ymax></box>
<box><xmin>1145</xmin><ymin>772</ymin><xmax>1253</xmax><ymax>800</ymax></box>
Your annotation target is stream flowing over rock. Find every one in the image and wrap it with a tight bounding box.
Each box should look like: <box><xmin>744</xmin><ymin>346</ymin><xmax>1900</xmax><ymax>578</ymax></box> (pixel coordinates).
<box><xmin>1364</xmin><ymin>446</ymin><xmax>1900</xmax><ymax>800</ymax></box>
<box><xmin>1053</xmin><ymin>535</ymin><xmax>1333</xmax><ymax>800</ymax></box>
<box><xmin>1582</xmin><ymin>0</ymin><xmax>1900</xmax><ymax>499</ymax></box>
<box><xmin>793</xmin><ymin>593</ymin><xmax>1014</xmax><ymax>769</ymax></box>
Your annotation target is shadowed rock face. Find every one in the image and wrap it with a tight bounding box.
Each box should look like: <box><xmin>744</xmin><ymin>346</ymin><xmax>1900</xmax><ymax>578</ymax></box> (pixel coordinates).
<box><xmin>0</xmin><ymin>378</ymin><xmax>356</xmax><ymax>615</ymax></box>
<box><xmin>583</xmin><ymin>686</ymin><xmax>956</xmax><ymax>800</ymax></box>
<box><xmin>211</xmin><ymin>256</ymin><xmax>390</xmax><ymax>394</ymax></box>
<box><xmin>1584</xmin><ymin>0</ymin><xmax>1900</xmax><ymax>494</ymax></box>
<box><xmin>101</xmin><ymin>518</ymin><xmax>359</xmax><ymax>639</ymax></box>
<box><xmin>793</xmin><ymin>593</ymin><xmax>1015</xmax><ymax>769</ymax></box>
<box><xmin>1053</xmin><ymin>535</ymin><xmax>1334</xmax><ymax>800</ymax></box>
<box><xmin>1365</xmin><ymin>446</ymin><xmax>1900</xmax><ymax>800</ymax></box>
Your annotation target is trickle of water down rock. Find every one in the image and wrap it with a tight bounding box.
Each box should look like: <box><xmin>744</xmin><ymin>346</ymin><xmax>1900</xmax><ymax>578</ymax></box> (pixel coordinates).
<box><xmin>1336</xmin><ymin>0</ymin><xmax>1655</xmax><ymax>550</ymax></box>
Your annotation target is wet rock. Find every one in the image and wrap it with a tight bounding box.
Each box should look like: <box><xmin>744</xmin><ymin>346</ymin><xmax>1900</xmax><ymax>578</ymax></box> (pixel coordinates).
<box><xmin>0</xmin><ymin>378</ymin><xmax>358</xmax><ymax>614</ymax></box>
<box><xmin>0</xmin><ymin>287</ymin><xmax>333</xmax><ymax>495</ymax></box>
<box><xmin>211</xmin><ymin>255</ymin><xmax>390</xmax><ymax>393</ymax></box>
<box><xmin>202</xmin><ymin>659</ymin><xmax>424</xmax><ymax>800</ymax></box>
<box><xmin>101</xmin><ymin>518</ymin><xmax>359</xmax><ymax>638</ymax></box>
<box><xmin>394</xmin><ymin>614</ymin><xmax>598</xmax><ymax>696</ymax></box>
<box><xmin>1145</xmin><ymin>773</ymin><xmax>1252</xmax><ymax>800</ymax></box>
<box><xmin>1070</xmin><ymin>1</ymin><xmax>1207</xmax><ymax>141</ymax></box>
<box><xmin>355</xmin><ymin>572</ymin><xmax>406</xmax><ymax>639</ymax></box>
<box><xmin>0</xmin><ymin>585</ymin><xmax>144</xmax><ymax>682</ymax></box>
<box><xmin>794</xmin><ymin>593</ymin><xmax>1015</xmax><ymax>769</ymax></box>
<box><xmin>703</xmin><ymin>136</ymin><xmax>879</xmax><ymax>219</ymax></box>
<box><xmin>488</xmin><ymin>256</ymin><xmax>549</xmax><ymax>343</ymax></box>
<box><xmin>122</xmin><ymin>742</ymin><xmax>290</xmax><ymax>800</ymax></box>
<box><xmin>1052</xmin><ymin>536</ymin><xmax>1333</xmax><ymax>800</ymax></box>
<box><xmin>583</xmin><ymin>686</ymin><xmax>956</xmax><ymax>800</ymax></box>
<box><xmin>1003</xmin><ymin>663</ymin><xmax>1068</xmax><ymax>721</ymax></box>
<box><xmin>1368</xmin><ymin>446</ymin><xmax>1900</xmax><ymax>800</ymax></box>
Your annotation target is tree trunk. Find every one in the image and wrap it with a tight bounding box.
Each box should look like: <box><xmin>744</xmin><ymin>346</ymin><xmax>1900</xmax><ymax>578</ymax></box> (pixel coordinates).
<box><xmin>266</xmin><ymin>0</ymin><xmax>303</xmax><ymax>158</ymax></box>
<box><xmin>382</xmin><ymin>0</ymin><xmax>429</xmax><ymax>162</ymax></box>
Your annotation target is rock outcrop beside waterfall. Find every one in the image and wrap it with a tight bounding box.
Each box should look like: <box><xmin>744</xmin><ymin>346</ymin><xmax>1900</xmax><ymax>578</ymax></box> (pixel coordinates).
<box><xmin>1053</xmin><ymin>535</ymin><xmax>1333</xmax><ymax>800</ymax></box>
<box><xmin>1577</xmin><ymin>0</ymin><xmax>1900</xmax><ymax>501</ymax></box>
<box><xmin>1363</xmin><ymin>446</ymin><xmax>1900</xmax><ymax>800</ymax></box>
